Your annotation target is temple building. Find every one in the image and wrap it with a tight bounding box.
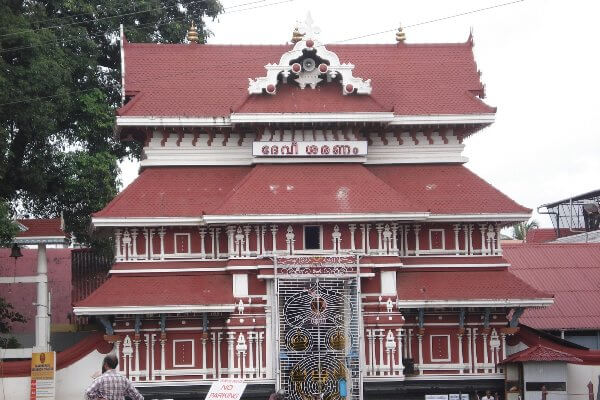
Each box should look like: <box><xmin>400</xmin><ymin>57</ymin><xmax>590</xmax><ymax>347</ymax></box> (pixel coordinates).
<box><xmin>72</xmin><ymin>20</ymin><xmax>555</xmax><ymax>400</ymax></box>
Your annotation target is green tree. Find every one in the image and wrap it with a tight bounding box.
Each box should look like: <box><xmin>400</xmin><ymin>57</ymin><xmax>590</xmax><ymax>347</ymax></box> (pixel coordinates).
<box><xmin>0</xmin><ymin>296</ymin><xmax>26</xmax><ymax>348</ymax></box>
<box><xmin>512</xmin><ymin>219</ymin><xmax>540</xmax><ymax>241</ymax></box>
<box><xmin>0</xmin><ymin>200</ymin><xmax>19</xmax><ymax>246</ymax></box>
<box><xmin>0</xmin><ymin>0</ymin><xmax>222</xmax><ymax>246</ymax></box>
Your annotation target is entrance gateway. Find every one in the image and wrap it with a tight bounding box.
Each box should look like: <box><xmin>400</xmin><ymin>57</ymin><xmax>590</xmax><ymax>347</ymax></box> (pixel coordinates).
<box><xmin>275</xmin><ymin>256</ymin><xmax>361</xmax><ymax>400</ymax></box>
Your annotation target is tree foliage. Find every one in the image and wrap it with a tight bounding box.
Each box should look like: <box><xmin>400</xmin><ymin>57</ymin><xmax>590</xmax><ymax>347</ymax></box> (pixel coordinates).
<box><xmin>0</xmin><ymin>201</ymin><xmax>19</xmax><ymax>247</ymax></box>
<box><xmin>0</xmin><ymin>0</ymin><xmax>222</xmax><ymax>246</ymax></box>
<box><xmin>512</xmin><ymin>219</ymin><xmax>540</xmax><ymax>241</ymax></box>
<box><xmin>0</xmin><ymin>296</ymin><xmax>26</xmax><ymax>334</ymax></box>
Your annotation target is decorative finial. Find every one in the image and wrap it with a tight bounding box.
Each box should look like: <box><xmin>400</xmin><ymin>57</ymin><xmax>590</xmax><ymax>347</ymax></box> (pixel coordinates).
<box><xmin>291</xmin><ymin>26</ymin><xmax>304</xmax><ymax>44</ymax></box>
<box><xmin>396</xmin><ymin>23</ymin><xmax>406</xmax><ymax>43</ymax></box>
<box><xmin>187</xmin><ymin>20</ymin><xmax>199</xmax><ymax>44</ymax></box>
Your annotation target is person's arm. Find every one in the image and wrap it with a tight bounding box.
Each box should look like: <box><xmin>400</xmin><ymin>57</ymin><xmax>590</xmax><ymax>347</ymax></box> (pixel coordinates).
<box><xmin>124</xmin><ymin>379</ymin><xmax>144</xmax><ymax>400</ymax></box>
<box><xmin>84</xmin><ymin>378</ymin><xmax>102</xmax><ymax>400</ymax></box>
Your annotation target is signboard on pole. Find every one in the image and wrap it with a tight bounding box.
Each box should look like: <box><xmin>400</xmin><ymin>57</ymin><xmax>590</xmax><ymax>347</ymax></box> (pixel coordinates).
<box><xmin>30</xmin><ymin>351</ymin><xmax>56</xmax><ymax>400</ymax></box>
<box><xmin>205</xmin><ymin>378</ymin><xmax>247</xmax><ymax>400</ymax></box>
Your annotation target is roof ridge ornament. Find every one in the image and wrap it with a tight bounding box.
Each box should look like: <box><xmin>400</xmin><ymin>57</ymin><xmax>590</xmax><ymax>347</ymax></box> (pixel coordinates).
<box><xmin>187</xmin><ymin>20</ymin><xmax>199</xmax><ymax>44</ymax></box>
<box><xmin>249</xmin><ymin>14</ymin><xmax>372</xmax><ymax>96</ymax></box>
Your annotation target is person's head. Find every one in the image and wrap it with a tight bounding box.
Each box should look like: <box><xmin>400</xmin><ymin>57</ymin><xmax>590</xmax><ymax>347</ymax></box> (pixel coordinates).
<box><xmin>486</xmin><ymin>391</ymin><xmax>492</xmax><ymax>397</ymax></box>
<box><xmin>103</xmin><ymin>353</ymin><xmax>118</xmax><ymax>372</ymax></box>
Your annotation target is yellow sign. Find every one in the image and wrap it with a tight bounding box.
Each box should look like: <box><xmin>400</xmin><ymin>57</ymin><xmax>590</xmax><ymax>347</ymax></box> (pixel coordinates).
<box><xmin>30</xmin><ymin>351</ymin><xmax>55</xmax><ymax>399</ymax></box>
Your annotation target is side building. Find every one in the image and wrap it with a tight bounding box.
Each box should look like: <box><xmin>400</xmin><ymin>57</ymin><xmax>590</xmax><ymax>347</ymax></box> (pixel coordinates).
<box><xmin>73</xmin><ymin>23</ymin><xmax>553</xmax><ymax>400</ymax></box>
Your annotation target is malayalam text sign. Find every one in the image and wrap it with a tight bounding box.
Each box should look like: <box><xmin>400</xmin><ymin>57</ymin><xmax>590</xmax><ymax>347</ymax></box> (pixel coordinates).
<box><xmin>253</xmin><ymin>141</ymin><xmax>367</xmax><ymax>157</ymax></box>
<box><xmin>30</xmin><ymin>351</ymin><xmax>56</xmax><ymax>400</ymax></box>
<box><xmin>205</xmin><ymin>378</ymin><xmax>247</xmax><ymax>400</ymax></box>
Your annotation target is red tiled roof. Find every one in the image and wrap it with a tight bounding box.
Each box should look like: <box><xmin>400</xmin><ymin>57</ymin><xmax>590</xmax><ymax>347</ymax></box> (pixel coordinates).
<box><xmin>501</xmin><ymin>345</ymin><xmax>582</xmax><ymax>364</ymax></box>
<box><xmin>503</xmin><ymin>244</ymin><xmax>600</xmax><ymax>330</ymax></box>
<box><xmin>94</xmin><ymin>166</ymin><xmax>251</xmax><ymax>217</ymax></box>
<box><xmin>400</xmin><ymin>256</ymin><xmax>508</xmax><ymax>266</ymax></box>
<box><xmin>94</xmin><ymin>164</ymin><xmax>528</xmax><ymax>219</ymax></box>
<box><xmin>119</xmin><ymin>42</ymin><xmax>494</xmax><ymax>117</ymax></box>
<box><xmin>16</xmin><ymin>218</ymin><xmax>66</xmax><ymax>238</ymax></box>
<box><xmin>396</xmin><ymin>269</ymin><xmax>551</xmax><ymax>301</ymax></box>
<box><xmin>74</xmin><ymin>274</ymin><xmax>234</xmax><ymax>308</ymax></box>
<box><xmin>368</xmin><ymin>164</ymin><xmax>530</xmax><ymax>214</ymax></box>
<box><xmin>526</xmin><ymin>228</ymin><xmax>577</xmax><ymax>244</ymax></box>
<box><xmin>212</xmin><ymin>164</ymin><xmax>418</xmax><ymax>215</ymax></box>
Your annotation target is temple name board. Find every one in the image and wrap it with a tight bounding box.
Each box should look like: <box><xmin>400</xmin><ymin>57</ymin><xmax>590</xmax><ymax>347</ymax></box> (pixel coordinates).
<box><xmin>253</xmin><ymin>141</ymin><xmax>367</xmax><ymax>157</ymax></box>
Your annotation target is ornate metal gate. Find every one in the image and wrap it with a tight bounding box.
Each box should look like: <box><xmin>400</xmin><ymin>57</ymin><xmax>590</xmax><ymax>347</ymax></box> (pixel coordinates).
<box><xmin>276</xmin><ymin>257</ymin><xmax>361</xmax><ymax>400</ymax></box>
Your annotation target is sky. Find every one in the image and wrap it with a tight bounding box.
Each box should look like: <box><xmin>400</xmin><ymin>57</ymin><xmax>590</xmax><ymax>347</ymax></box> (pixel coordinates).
<box><xmin>119</xmin><ymin>0</ymin><xmax>600</xmax><ymax>227</ymax></box>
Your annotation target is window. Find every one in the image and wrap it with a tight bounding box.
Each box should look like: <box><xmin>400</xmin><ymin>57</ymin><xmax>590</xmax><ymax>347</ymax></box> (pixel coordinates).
<box><xmin>429</xmin><ymin>229</ymin><xmax>445</xmax><ymax>250</ymax></box>
<box><xmin>304</xmin><ymin>225</ymin><xmax>322</xmax><ymax>250</ymax></box>
<box><xmin>380</xmin><ymin>271</ymin><xmax>397</xmax><ymax>295</ymax></box>
<box><xmin>173</xmin><ymin>339</ymin><xmax>195</xmax><ymax>367</ymax></box>
<box><xmin>430</xmin><ymin>335</ymin><xmax>451</xmax><ymax>362</ymax></box>
<box><xmin>233</xmin><ymin>274</ymin><xmax>249</xmax><ymax>297</ymax></box>
<box><xmin>174</xmin><ymin>233</ymin><xmax>190</xmax><ymax>254</ymax></box>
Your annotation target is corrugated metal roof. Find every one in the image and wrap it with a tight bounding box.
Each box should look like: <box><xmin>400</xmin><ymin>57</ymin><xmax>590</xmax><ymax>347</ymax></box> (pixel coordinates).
<box><xmin>503</xmin><ymin>244</ymin><xmax>600</xmax><ymax>330</ymax></box>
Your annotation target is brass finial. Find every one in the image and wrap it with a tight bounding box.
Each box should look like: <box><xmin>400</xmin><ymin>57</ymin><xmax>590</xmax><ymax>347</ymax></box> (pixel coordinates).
<box><xmin>396</xmin><ymin>23</ymin><xmax>406</xmax><ymax>43</ymax></box>
<box><xmin>187</xmin><ymin>21</ymin><xmax>199</xmax><ymax>44</ymax></box>
<box><xmin>291</xmin><ymin>26</ymin><xmax>304</xmax><ymax>44</ymax></box>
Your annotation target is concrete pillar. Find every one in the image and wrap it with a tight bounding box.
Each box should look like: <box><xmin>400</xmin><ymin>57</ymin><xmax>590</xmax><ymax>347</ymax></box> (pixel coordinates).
<box><xmin>35</xmin><ymin>244</ymin><xmax>50</xmax><ymax>352</ymax></box>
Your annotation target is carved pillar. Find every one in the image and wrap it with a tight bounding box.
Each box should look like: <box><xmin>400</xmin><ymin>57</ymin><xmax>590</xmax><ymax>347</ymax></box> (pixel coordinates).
<box><xmin>160</xmin><ymin>338</ymin><xmax>166</xmax><ymax>380</ymax></box>
<box><xmin>114</xmin><ymin>229</ymin><xmax>122</xmax><ymax>260</ymax></box>
<box><xmin>417</xmin><ymin>334</ymin><xmax>424</xmax><ymax>375</ymax></box>
<box><xmin>215</xmin><ymin>227</ymin><xmax>221</xmax><ymax>258</ymax></box>
<box><xmin>468</xmin><ymin>224</ymin><xmax>474</xmax><ymax>255</ymax></box>
<box><xmin>227</xmin><ymin>226</ymin><xmax>236</xmax><ymax>256</ymax></box>
<box><xmin>395</xmin><ymin>329</ymin><xmax>404</xmax><ymax>376</ymax></box>
<box><xmin>487</xmin><ymin>224</ymin><xmax>495</xmax><ymax>255</ymax></box>
<box><xmin>254</xmin><ymin>226</ymin><xmax>261</xmax><ymax>256</ymax></box>
<box><xmin>210</xmin><ymin>228</ymin><xmax>216</xmax><ymax>259</ymax></box>
<box><xmin>479</xmin><ymin>224</ymin><xmax>487</xmax><ymax>255</ymax></box>
<box><xmin>457</xmin><ymin>334</ymin><xmax>464</xmax><ymax>374</ymax></box>
<box><xmin>496</xmin><ymin>225</ymin><xmax>503</xmax><ymax>255</ymax></box>
<box><xmin>463</xmin><ymin>224</ymin><xmax>469</xmax><ymax>255</ymax></box>
<box><xmin>235</xmin><ymin>226</ymin><xmax>244</xmax><ymax>258</ymax></box>
<box><xmin>332</xmin><ymin>225</ymin><xmax>341</xmax><ymax>254</ymax></box>
<box><xmin>453</xmin><ymin>224</ymin><xmax>461</xmax><ymax>255</ymax></box>
<box><xmin>244</xmin><ymin>225</ymin><xmax>251</xmax><ymax>256</ymax></box>
<box><xmin>467</xmin><ymin>329</ymin><xmax>473</xmax><ymax>374</ymax></box>
<box><xmin>366</xmin><ymin>224</ymin><xmax>372</xmax><ymax>254</ymax></box>
<box><xmin>382</xmin><ymin>224</ymin><xmax>392</xmax><ymax>254</ymax></box>
<box><xmin>270</xmin><ymin>225</ymin><xmax>278</xmax><ymax>255</ymax></box>
<box><xmin>134</xmin><ymin>339</ymin><xmax>140</xmax><ymax>381</ymax></box>
<box><xmin>391</xmin><ymin>223</ymin><xmax>398</xmax><ymax>253</ymax></box>
<box><xmin>199</xmin><ymin>228</ymin><xmax>207</xmax><ymax>258</ymax></box>
<box><xmin>414</xmin><ymin>224</ymin><xmax>421</xmax><ymax>256</ymax></box>
<box><xmin>202</xmin><ymin>335</ymin><xmax>208</xmax><ymax>377</ymax></box>
<box><xmin>121</xmin><ymin>229</ymin><xmax>131</xmax><ymax>260</ymax></box>
<box><xmin>403</xmin><ymin>225</ymin><xmax>409</xmax><ymax>256</ymax></box>
<box><xmin>286</xmin><ymin>225</ymin><xmax>295</xmax><ymax>255</ymax></box>
<box><xmin>131</xmin><ymin>228</ymin><xmax>138</xmax><ymax>259</ymax></box>
<box><xmin>158</xmin><ymin>227</ymin><xmax>166</xmax><ymax>260</ymax></box>
<box><xmin>378</xmin><ymin>330</ymin><xmax>384</xmax><ymax>375</ymax></box>
<box><xmin>227</xmin><ymin>331</ymin><xmax>235</xmax><ymax>377</ymax></box>
<box><xmin>472</xmin><ymin>329</ymin><xmax>478</xmax><ymax>373</ymax></box>
<box><xmin>349</xmin><ymin>224</ymin><xmax>356</xmax><ymax>251</ymax></box>
<box><xmin>260</xmin><ymin>225</ymin><xmax>267</xmax><ymax>255</ymax></box>
<box><xmin>360</xmin><ymin>224</ymin><xmax>367</xmax><ymax>253</ymax></box>
<box><xmin>482</xmin><ymin>332</ymin><xmax>489</xmax><ymax>372</ymax></box>
<box><xmin>501</xmin><ymin>333</ymin><xmax>507</xmax><ymax>361</ymax></box>
<box><xmin>143</xmin><ymin>228</ymin><xmax>150</xmax><ymax>260</ymax></box>
<box><xmin>376</xmin><ymin>223</ymin><xmax>383</xmax><ymax>254</ymax></box>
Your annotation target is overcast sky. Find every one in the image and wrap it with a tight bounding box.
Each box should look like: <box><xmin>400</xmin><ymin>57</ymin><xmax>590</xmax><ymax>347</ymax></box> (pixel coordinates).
<box><xmin>119</xmin><ymin>0</ymin><xmax>599</xmax><ymax>227</ymax></box>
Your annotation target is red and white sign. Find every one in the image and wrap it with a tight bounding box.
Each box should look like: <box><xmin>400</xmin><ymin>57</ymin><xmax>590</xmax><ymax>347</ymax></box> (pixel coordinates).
<box><xmin>205</xmin><ymin>379</ymin><xmax>247</xmax><ymax>400</ymax></box>
<box><xmin>253</xmin><ymin>141</ymin><xmax>367</xmax><ymax>157</ymax></box>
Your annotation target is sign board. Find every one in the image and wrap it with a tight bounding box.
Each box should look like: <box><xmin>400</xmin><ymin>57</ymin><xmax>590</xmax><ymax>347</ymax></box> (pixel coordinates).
<box><xmin>30</xmin><ymin>351</ymin><xmax>56</xmax><ymax>400</ymax></box>
<box><xmin>253</xmin><ymin>141</ymin><xmax>367</xmax><ymax>157</ymax></box>
<box><xmin>426</xmin><ymin>396</ymin><xmax>449</xmax><ymax>400</ymax></box>
<box><xmin>450</xmin><ymin>394</ymin><xmax>460</xmax><ymax>400</ymax></box>
<box><xmin>205</xmin><ymin>378</ymin><xmax>247</xmax><ymax>400</ymax></box>
<box><xmin>461</xmin><ymin>394</ymin><xmax>470</xmax><ymax>400</ymax></box>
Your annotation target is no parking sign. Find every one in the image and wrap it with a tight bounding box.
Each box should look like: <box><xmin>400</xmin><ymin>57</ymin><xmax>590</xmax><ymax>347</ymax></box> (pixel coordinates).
<box><xmin>205</xmin><ymin>379</ymin><xmax>247</xmax><ymax>400</ymax></box>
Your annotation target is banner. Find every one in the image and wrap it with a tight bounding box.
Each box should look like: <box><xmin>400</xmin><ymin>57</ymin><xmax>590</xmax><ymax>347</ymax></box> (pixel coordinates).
<box><xmin>205</xmin><ymin>378</ymin><xmax>247</xmax><ymax>400</ymax></box>
<box><xmin>30</xmin><ymin>351</ymin><xmax>56</xmax><ymax>400</ymax></box>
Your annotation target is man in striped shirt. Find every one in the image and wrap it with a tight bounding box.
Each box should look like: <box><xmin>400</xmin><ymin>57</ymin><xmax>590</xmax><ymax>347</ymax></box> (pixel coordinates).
<box><xmin>85</xmin><ymin>353</ymin><xmax>144</xmax><ymax>400</ymax></box>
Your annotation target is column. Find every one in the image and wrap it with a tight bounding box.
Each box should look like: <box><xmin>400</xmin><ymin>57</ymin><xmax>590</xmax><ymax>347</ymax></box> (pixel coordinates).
<box><xmin>378</xmin><ymin>331</ymin><xmax>384</xmax><ymax>375</ymax></box>
<box><xmin>160</xmin><ymin>338</ymin><xmax>166</xmax><ymax>380</ymax></box>
<box><xmin>395</xmin><ymin>329</ymin><xmax>404</xmax><ymax>376</ymax></box>
<box><xmin>468</xmin><ymin>225</ymin><xmax>474</xmax><ymax>255</ymax></box>
<box><xmin>495</xmin><ymin>224</ymin><xmax>503</xmax><ymax>255</ymax></box>
<box><xmin>114</xmin><ymin>340</ymin><xmax>122</xmax><ymax>373</ymax></box>
<box><xmin>457</xmin><ymin>334</ymin><xmax>464</xmax><ymax>374</ymax></box>
<box><xmin>254</xmin><ymin>226</ymin><xmax>261</xmax><ymax>256</ymax></box>
<box><xmin>348</xmin><ymin>224</ymin><xmax>356</xmax><ymax>251</ymax></box>
<box><xmin>417</xmin><ymin>334</ymin><xmax>424</xmax><ymax>375</ymax></box>
<box><xmin>453</xmin><ymin>224</ymin><xmax>461</xmax><ymax>255</ymax></box>
<box><xmin>227</xmin><ymin>226</ymin><xmax>236</xmax><ymax>256</ymax></box>
<box><xmin>199</xmin><ymin>228</ymin><xmax>207</xmax><ymax>258</ymax></box>
<box><xmin>202</xmin><ymin>335</ymin><xmax>208</xmax><ymax>378</ymax></box>
<box><xmin>260</xmin><ymin>225</ymin><xmax>267</xmax><ymax>255</ymax></box>
<box><xmin>403</xmin><ymin>225</ymin><xmax>409</xmax><ymax>256</ymax></box>
<box><xmin>244</xmin><ymin>226</ymin><xmax>251</xmax><ymax>256</ymax></box>
<box><xmin>131</xmin><ymin>228</ymin><xmax>138</xmax><ymax>259</ymax></box>
<box><xmin>134</xmin><ymin>339</ymin><xmax>140</xmax><ymax>381</ymax></box>
<box><xmin>391</xmin><ymin>223</ymin><xmax>398</xmax><ymax>253</ymax></box>
<box><xmin>482</xmin><ymin>332</ymin><xmax>489</xmax><ymax>372</ymax></box>
<box><xmin>158</xmin><ymin>227</ymin><xmax>166</xmax><ymax>260</ymax></box>
<box><xmin>360</xmin><ymin>224</ymin><xmax>367</xmax><ymax>253</ymax></box>
<box><xmin>215</xmin><ymin>228</ymin><xmax>221</xmax><ymax>258</ymax></box>
<box><xmin>414</xmin><ymin>224</ymin><xmax>421</xmax><ymax>256</ymax></box>
<box><xmin>472</xmin><ymin>329</ymin><xmax>478</xmax><ymax>373</ymax></box>
<box><xmin>248</xmin><ymin>332</ymin><xmax>255</xmax><ymax>377</ymax></box>
<box><xmin>463</xmin><ymin>224</ymin><xmax>469</xmax><ymax>255</ymax></box>
<box><xmin>376</xmin><ymin>223</ymin><xmax>383</xmax><ymax>254</ymax></box>
<box><xmin>467</xmin><ymin>329</ymin><xmax>473</xmax><ymax>374</ymax></box>
<box><xmin>143</xmin><ymin>228</ymin><xmax>150</xmax><ymax>260</ymax></box>
<box><xmin>227</xmin><ymin>332</ymin><xmax>235</xmax><ymax>377</ymax></box>
<box><xmin>270</xmin><ymin>225</ymin><xmax>278</xmax><ymax>255</ymax></box>
<box><xmin>479</xmin><ymin>224</ymin><xmax>487</xmax><ymax>255</ymax></box>
<box><xmin>35</xmin><ymin>244</ymin><xmax>49</xmax><ymax>351</ymax></box>
<box><xmin>114</xmin><ymin>229</ymin><xmax>122</xmax><ymax>260</ymax></box>
<box><xmin>366</xmin><ymin>224</ymin><xmax>372</xmax><ymax>254</ymax></box>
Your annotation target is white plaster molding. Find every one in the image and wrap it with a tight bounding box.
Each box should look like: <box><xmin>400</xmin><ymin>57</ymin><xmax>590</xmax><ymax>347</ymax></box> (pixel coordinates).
<box><xmin>390</xmin><ymin>114</ymin><xmax>496</xmax><ymax>125</ymax></box>
<box><xmin>92</xmin><ymin>217</ymin><xmax>204</xmax><ymax>227</ymax></box>
<box><xmin>231</xmin><ymin>112</ymin><xmax>393</xmax><ymax>124</ymax></box>
<box><xmin>247</xmin><ymin>38</ymin><xmax>372</xmax><ymax>95</ymax></box>
<box><xmin>428</xmin><ymin>213</ymin><xmax>531</xmax><ymax>222</ymax></box>
<box><xmin>395</xmin><ymin>298</ymin><xmax>554</xmax><ymax>308</ymax></box>
<box><xmin>203</xmin><ymin>212</ymin><xmax>429</xmax><ymax>224</ymax></box>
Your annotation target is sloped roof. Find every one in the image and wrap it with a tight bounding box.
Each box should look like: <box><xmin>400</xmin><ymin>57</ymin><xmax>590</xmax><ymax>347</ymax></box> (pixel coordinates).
<box><xmin>93</xmin><ymin>164</ymin><xmax>529</xmax><ymax>219</ymax></box>
<box><xmin>16</xmin><ymin>218</ymin><xmax>65</xmax><ymax>238</ymax></box>
<box><xmin>503</xmin><ymin>244</ymin><xmax>600</xmax><ymax>330</ymax></box>
<box><xmin>74</xmin><ymin>274</ymin><xmax>235</xmax><ymax>314</ymax></box>
<box><xmin>211</xmin><ymin>164</ymin><xmax>418</xmax><ymax>215</ymax></box>
<box><xmin>119</xmin><ymin>41</ymin><xmax>494</xmax><ymax>117</ymax></box>
<box><xmin>395</xmin><ymin>269</ymin><xmax>552</xmax><ymax>306</ymax></box>
<box><xmin>501</xmin><ymin>345</ymin><xmax>582</xmax><ymax>364</ymax></box>
<box><xmin>526</xmin><ymin>228</ymin><xmax>576</xmax><ymax>244</ymax></box>
<box><xmin>368</xmin><ymin>164</ymin><xmax>530</xmax><ymax>214</ymax></box>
